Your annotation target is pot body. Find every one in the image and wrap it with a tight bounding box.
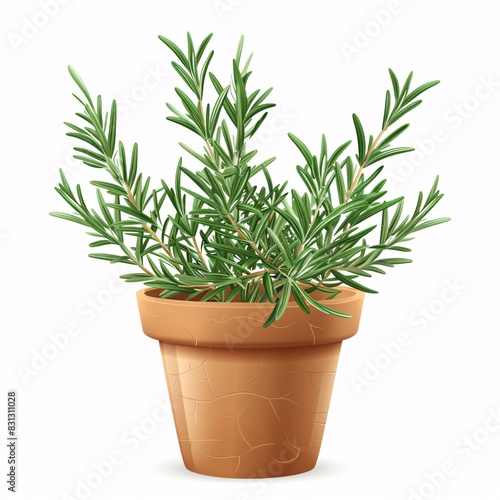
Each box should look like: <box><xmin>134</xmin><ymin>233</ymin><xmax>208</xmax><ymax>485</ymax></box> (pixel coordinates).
<box><xmin>137</xmin><ymin>287</ymin><xmax>364</xmax><ymax>478</ymax></box>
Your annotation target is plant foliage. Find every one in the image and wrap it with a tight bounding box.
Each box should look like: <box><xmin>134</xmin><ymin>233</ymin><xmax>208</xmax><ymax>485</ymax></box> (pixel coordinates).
<box><xmin>51</xmin><ymin>33</ymin><xmax>450</xmax><ymax>326</ymax></box>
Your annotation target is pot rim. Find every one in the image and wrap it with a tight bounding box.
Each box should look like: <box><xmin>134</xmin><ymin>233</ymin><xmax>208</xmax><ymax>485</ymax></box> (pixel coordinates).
<box><xmin>137</xmin><ymin>285</ymin><xmax>362</xmax><ymax>308</ymax></box>
<box><xmin>136</xmin><ymin>286</ymin><xmax>365</xmax><ymax>348</ymax></box>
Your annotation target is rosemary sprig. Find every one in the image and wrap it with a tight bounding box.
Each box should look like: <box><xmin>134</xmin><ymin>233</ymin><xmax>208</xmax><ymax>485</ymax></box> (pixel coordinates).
<box><xmin>51</xmin><ymin>33</ymin><xmax>450</xmax><ymax>326</ymax></box>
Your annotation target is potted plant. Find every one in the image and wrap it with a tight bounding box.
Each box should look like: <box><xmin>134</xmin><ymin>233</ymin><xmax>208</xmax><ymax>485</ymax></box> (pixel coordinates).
<box><xmin>51</xmin><ymin>33</ymin><xmax>449</xmax><ymax>478</ymax></box>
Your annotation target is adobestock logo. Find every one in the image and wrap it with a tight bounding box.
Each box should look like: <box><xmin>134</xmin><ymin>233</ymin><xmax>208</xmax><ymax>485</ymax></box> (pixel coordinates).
<box><xmin>0</xmin><ymin>231</ymin><xmax>8</xmax><ymax>246</ymax></box>
<box><xmin>223</xmin><ymin>309</ymin><xmax>269</xmax><ymax>352</ymax></box>
<box><xmin>246</xmin><ymin>108</ymin><xmax>295</xmax><ymax>153</ymax></box>
<box><xmin>53</xmin><ymin>145</ymin><xmax>83</xmax><ymax>181</ymax></box>
<box><xmin>61</xmin><ymin>396</ymin><xmax>176</xmax><ymax>500</ymax></box>
<box><xmin>7</xmin><ymin>0</ymin><xmax>73</xmax><ymax>54</ymax></box>
<box><xmin>232</xmin><ymin>438</ymin><xmax>307</xmax><ymax>500</ymax></box>
<box><xmin>340</xmin><ymin>0</ymin><xmax>414</xmax><ymax>63</ymax></box>
<box><xmin>116</xmin><ymin>65</ymin><xmax>168</xmax><ymax>120</ymax></box>
<box><xmin>52</xmin><ymin>66</ymin><xmax>169</xmax><ymax>180</ymax></box>
<box><xmin>387</xmin><ymin>74</ymin><xmax>499</xmax><ymax>188</ymax></box>
<box><xmin>350</xmin><ymin>278</ymin><xmax>467</xmax><ymax>394</ymax></box>
<box><xmin>17</xmin><ymin>269</ymin><xmax>127</xmax><ymax>385</ymax></box>
<box><xmin>212</xmin><ymin>0</ymin><xmax>244</xmax><ymax>21</ymax></box>
<box><xmin>408</xmin><ymin>406</ymin><xmax>500</xmax><ymax>500</ymax></box>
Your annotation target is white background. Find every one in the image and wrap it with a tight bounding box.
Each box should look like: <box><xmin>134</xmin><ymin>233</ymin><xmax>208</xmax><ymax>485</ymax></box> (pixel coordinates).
<box><xmin>1</xmin><ymin>1</ymin><xmax>499</xmax><ymax>499</ymax></box>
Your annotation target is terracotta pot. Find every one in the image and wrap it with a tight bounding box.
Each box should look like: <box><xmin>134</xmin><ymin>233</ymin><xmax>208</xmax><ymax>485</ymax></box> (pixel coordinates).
<box><xmin>136</xmin><ymin>286</ymin><xmax>364</xmax><ymax>478</ymax></box>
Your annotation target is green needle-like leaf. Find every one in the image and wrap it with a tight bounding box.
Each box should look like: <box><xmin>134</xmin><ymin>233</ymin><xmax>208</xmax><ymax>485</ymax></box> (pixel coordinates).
<box><xmin>352</xmin><ymin>113</ymin><xmax>366</xmax><ymax>164</ymax></box>
<box><xmin>52</xmin><ymin>36</ymin><xmax>449</xmax><ymax>327</ymax></box>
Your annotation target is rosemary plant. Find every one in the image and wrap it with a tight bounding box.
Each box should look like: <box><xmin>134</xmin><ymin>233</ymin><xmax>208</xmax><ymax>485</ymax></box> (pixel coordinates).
<box><xmin>51</xmin><ymin>33</ymin><xmax>449</xmax><ymax>327</ymax></box>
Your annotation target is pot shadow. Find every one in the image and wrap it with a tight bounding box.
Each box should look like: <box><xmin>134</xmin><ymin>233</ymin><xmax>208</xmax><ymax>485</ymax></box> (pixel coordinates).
<box><xmin>152</xmin><ymin>458</ymin><xmax>349</xmax><ymax>481</ymax></box>
<box><xmin>152</xmin><ymin>460</ymin><xmax>231</xmax><ymax>482</ymax></box>
<box><xmin>304</xmin><ymin>458</ymin><xmax>349</xmax><ymax>479</ymax></box>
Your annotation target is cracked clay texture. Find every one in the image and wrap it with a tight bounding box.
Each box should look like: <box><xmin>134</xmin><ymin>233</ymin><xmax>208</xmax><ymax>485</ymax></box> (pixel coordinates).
<box><xmin>161</xmin><ymin>341</ymin><xmax>341</xmax><ymax>477</ymax></box>
<box><xmin>137</xmin><ymin>286</ymin><xmax>364</xmax><ymax>477</ymax></box>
